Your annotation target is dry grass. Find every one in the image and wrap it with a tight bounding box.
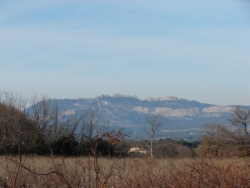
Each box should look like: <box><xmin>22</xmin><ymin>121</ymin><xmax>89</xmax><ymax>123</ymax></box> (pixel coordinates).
<box><xmin>0</xmin><ymin>155</ymin><xmax>250</xmax><ymax>187</ymax></box>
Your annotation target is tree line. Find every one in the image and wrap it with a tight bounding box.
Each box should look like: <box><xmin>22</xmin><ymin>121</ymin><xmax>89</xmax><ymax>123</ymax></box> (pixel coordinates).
<box><xmin>0</xmin><ymin>91</ymin><xmax>126</xmax><ymax>156</ymax></box>
<box><xmin>1</xmin><ymin>91</ymin><xmax>249</xmax><ymax>158</ymax></box>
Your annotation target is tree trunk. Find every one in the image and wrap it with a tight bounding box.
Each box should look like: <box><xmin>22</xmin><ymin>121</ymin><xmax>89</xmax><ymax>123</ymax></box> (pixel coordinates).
<box><xmin>150</xmin><ymin>138</ymin><xmax>153</xmax><ymax>158</ymax></box>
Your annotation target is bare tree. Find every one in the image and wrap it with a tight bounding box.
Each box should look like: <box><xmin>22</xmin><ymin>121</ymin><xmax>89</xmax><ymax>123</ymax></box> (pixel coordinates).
<box><xmin>228</xmin><ymin>106</ymin><xmax>250</xmax><ymax>155</ymax></box>
<box><xmin>30</xmin><ymin>94</ymin><xmax>55</xmax><ymax>143</ymax></box>
<box><xmin>78</xmin><ymin>110</ymin><xmax>107</xmax><ymax>154</ymax></box>
<box><xmin>80</xmin><ymin>110</ymin><xmax>101</xmax><ymax>141</ymax></box>
<box><xmin>229</xmin><ymin>106</ymin><xmax>250</xmax><ymax>140</ymax></box>
<box><xmin>77</xmin><ymin>109</ymin><xmax>126</xmax><ymax>187</ymax></box>
<box><xmin>30</xmin><ymin>94</ymin><xmax>87</xmax><ymax>154</ymax></box>
<box><xmin>199</xmin><ymin>107</ymin><xmax>250</xmax><ymax>157</ymax></box>
<box><xmin>0</xmin><ymin>91</ymin><xmax>35</xmax><ymax>154</ymax></box>
<box><xmin>144</xmin><ymin>113</ymin><xmax>168</xmax><ymax>158</ymax></box>
<box><xmin>198</xmin><ymin>123</ymin><xmax>235</xmax><ymax>157</ymax></box>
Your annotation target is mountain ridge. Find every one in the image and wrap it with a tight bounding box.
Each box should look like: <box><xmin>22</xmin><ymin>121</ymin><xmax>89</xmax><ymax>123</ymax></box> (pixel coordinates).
<box><xmin>28</xmin><ymin>94</ymin><xmax>250</xmax><ymax>140</ymax></box>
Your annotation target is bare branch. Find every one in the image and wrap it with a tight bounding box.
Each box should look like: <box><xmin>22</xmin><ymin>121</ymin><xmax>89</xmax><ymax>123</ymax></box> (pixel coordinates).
<box><xmin>144</xmin><ymin>113</ymin><xmax>168</xmax><ymax>158</ymax></box>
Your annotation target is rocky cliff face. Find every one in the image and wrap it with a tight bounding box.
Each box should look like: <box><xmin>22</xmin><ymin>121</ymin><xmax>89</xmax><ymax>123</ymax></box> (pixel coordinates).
<box><xmin>28</xmin><ymin>94</ymin><xmax>250</xmax><ymax>140</ymax></box>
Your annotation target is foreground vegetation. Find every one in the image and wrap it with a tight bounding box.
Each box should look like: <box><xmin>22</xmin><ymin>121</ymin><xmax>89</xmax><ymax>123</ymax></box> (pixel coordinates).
<box><xmin>1</xmin><ymin>156</ymin><xmax>250</xmax><ymax>188</ymax></box>
<box><xmin>1</xmin><ymin>91</ymin><xmax>250</xmax><ymax>187</ymax></box>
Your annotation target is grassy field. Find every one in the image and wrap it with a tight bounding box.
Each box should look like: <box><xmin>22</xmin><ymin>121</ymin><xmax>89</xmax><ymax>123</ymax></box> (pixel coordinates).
<box><xmin>1</xmin><ymin>156</ymin><xmax>250</xmax><ymax>187</ymax></box>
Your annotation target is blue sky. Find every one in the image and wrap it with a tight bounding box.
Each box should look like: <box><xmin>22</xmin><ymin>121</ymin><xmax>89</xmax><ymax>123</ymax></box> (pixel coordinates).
<box><xmin>0</xmin><ymin>0</ymin><xmax>250</xmax><ymax>105</ymax></box>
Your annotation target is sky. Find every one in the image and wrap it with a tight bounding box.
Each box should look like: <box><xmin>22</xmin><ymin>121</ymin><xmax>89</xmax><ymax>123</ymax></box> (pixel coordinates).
<box><xmin>0</xmin><ymin>0</ymin><xmax>250</xmax><ymax>105</ymax></box>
